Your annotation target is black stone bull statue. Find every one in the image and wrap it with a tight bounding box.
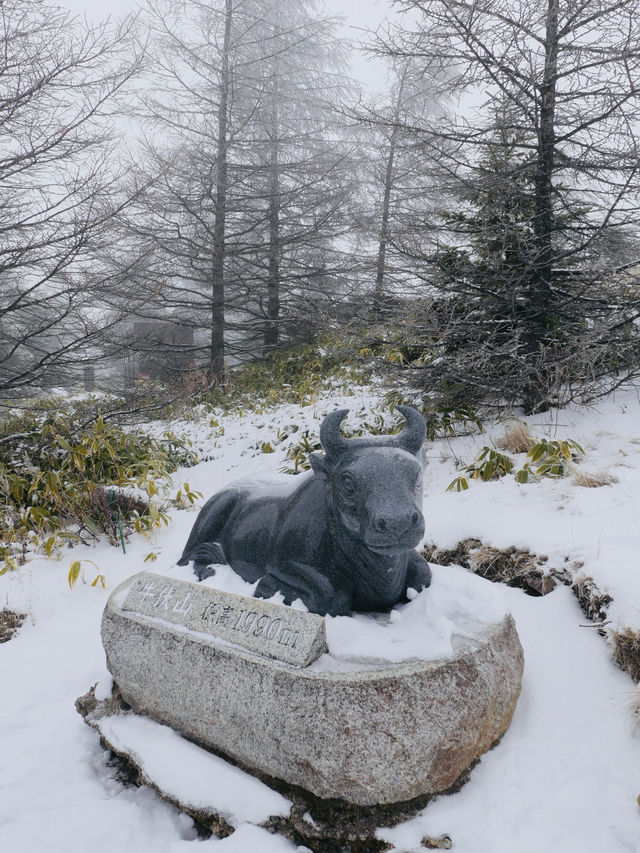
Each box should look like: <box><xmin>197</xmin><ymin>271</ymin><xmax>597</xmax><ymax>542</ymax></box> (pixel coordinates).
<box><xmin>177</xmin><ymin>405</ymin><xmax>432</xmax><ymax>616</ymax></box>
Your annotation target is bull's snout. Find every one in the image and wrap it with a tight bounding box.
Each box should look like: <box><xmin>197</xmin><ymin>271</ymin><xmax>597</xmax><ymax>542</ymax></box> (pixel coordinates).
<box><xmin>372</xmin><ymin>509</ymin><xmax>423</xmax><ymax>537</ymax></box>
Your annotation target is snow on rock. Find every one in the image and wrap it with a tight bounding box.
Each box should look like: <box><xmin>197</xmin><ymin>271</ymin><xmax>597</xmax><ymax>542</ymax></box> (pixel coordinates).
<box><xmin>322</xmin><ymin>564</ymin><xmax>509</xmax><ymax>665</ymax></box>
<box><xmin>164</xmin><ymin>560</ymin><xmax>510</xmax><ymax>665</ymax></box>
<box><xmin>94</xmin><ymin>673</ymin><xmax>114</xmax><ymax>701</ymax></box>
<box><xmin>95</xmin><ymin>714</ymin><xmax>289</xmax><ymax>824</ymax></box>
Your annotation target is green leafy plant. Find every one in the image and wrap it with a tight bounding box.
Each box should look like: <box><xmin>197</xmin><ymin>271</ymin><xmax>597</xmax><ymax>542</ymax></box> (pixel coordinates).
<box><xmin>383</xmin><ymin>390</ymin><xmax>483</xmax><ymax>441</ymax></box>
<box><xmin>278</xmin><ymin>398</ymin><xmax>483</xmax><ymax>478</ymax></box>
<box><xmin>447</xmin><ymin>447</ymin><xmax>514</xmax><ymax>492</ymax></box>
<box><xmin>447</xmin><ymin>476</ymin><xmax>470</xmax><ymax>492</ymax></box>
<box><xmin>516</xmin><ymin>438</ymin><xmax>585</xmax><ymax>481</ymax></box>
<box><xmin>278</xmin><ymin>407</ymin><xmax>412</xmax><ymax>475</ymax></box>
<box><xmin>281</xmin><ymin>431</ymin><xmax>323</xmax><ymax>474</ymax></box>
<box><xmin>68</xmin><ymin>559</ymin><xmax>106</xmax><ymax>590</ymax></box>
<box><xmin>171</xmin><ymin>482</ymin><xmax>203</xmax><ymax>510</ymax></box>
<box><xmin>0</xmin><ymin>402</ymin><xmax>198</xmax><ymax>574</ymax></box>
<box><xmin>447</xmin><ymin>436</ymin><xmax>586</xmax><ymax>491</ymax></box>
<box><xmin>200</xmin><ymin>338</ymin><xmax>371</xmax><ymax>413</ymax></box>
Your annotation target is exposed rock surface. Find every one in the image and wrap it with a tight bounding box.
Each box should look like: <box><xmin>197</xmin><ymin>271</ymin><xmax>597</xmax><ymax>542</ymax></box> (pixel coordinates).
<box><xmin>101</xmin><ymin>573</ymin><xmax>524</xmax><ymax>806</ymax></box>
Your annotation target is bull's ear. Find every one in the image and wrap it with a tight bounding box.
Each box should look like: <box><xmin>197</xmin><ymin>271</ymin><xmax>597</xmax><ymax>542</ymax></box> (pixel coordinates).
<box><xmin>309</xmin><ymin>452</ymin><xmax>330</xmax><ymax>480</ymax></box>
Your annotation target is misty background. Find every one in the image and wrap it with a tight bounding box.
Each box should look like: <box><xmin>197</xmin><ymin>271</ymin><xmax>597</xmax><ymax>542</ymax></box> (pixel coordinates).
<box><xmin>3</xmin><ymin>0</ymin><xmax>640</xmax><ymax>417</ymax></box>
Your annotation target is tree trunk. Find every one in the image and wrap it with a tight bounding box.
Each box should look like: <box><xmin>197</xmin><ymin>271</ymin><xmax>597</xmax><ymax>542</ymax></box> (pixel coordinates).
<box><xmin>209</xmin><ymin>0</ymin><xmax>232</xmax><ymax>387</ymax></box>
<box><xmin>524</xmin><ymin>0</ymin><xmax>558</xmax><ymax>412</ymax></box>
<box><xmin>374</xmin><ymin>70</ymin><xmax>406</xmax><ymax>319</ymax></box>
<box><xmin>264</xmin><ymin>73</ymin><xmax>280</xmax><ymax>354</ymax></box>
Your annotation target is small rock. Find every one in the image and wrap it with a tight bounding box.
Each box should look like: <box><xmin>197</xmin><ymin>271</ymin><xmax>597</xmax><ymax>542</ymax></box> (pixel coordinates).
<box><xmin>422</xmin><ymin>835</ymin><xmax>453</xmax><ymax>849</ymax></box>
<box><xmin>0</xmin><ymin>609</ymin><xmax>26</xmax><ymax>643</ymax></box>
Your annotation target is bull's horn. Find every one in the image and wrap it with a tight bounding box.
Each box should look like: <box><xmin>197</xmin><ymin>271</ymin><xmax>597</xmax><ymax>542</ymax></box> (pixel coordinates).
<box><xmin>394</xmin><ymin>405</ymin><xmax>427</xmax><ymax>455</ymax></box>
<box><xmin>319</xmin><ymin>408</ymin><xmax>350</xmax><ymax>459</ymax></box>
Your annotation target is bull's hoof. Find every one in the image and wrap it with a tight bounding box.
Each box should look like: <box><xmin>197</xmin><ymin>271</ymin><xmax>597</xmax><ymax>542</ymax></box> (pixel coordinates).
<box><xmin>419</xmin><ymin>563</ymin><xmax>432</xmax><ymax>588</ymax></box>
<box><xmin>194</xmin><ymin>562</ymin><xmax>217</xmax><ymax>581</ymax></box>
<box><xmin>255</xmin><ymin>574</ymin><xmax>283</xmax><ymax>600</ymax></box>
<box><xmin>182</xmin><ymin>542</ymin><xmax>227</xmax><ymax>581</ymax></box>
<box><xmin>406</xmin><ymin>557</ymin><xmax>432</xmax><ymax>594</ymax></box>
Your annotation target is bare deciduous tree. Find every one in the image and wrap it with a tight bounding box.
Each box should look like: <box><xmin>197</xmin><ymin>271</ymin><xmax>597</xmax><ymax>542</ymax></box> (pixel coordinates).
<box><xmin>0</xmin><ymin>0</ymin><xmax>143</xmax><ymax>398</ymax></box>
<box><xmin>363</xmin><ymin>56</ymin><xmax>446</xmax><ymax>317</ymax></box>
<box><xmin>125</xmin><ymin>0</ymin><xmax>358</xmax><ymax>385</ymax></box>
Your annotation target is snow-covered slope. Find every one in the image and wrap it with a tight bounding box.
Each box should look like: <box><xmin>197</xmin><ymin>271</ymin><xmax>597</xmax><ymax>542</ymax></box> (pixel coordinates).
<box><xmin>2</xmin><ymin>385</ymin><xmax>640</xmax><ymax>852</ymax></box>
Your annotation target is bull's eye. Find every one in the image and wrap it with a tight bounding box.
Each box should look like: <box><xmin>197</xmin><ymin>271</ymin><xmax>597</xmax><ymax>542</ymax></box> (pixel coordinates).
<box><xmin>339</xmin><ymin>474</ymin><xmax>357</xmax><ymax>498</ymax></box>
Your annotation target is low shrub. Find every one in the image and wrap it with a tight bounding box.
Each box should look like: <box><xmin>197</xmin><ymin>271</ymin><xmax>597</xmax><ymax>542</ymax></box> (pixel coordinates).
<box><xmin>515</xmin><ymin>438</ymin><xmax>585</xmax><ymax>482</ymax></box>
<box><xmin>447</xmin><ymin>447</ymin><xmax>514</xmax><ymax>492</ymax></box>
<box><xmin>0</xmin><ymin>403</ymin><xmax>198</xmax><ymax>573</ymax></box>
<box><xmin>571</xmin><ymin>576</ymin><xmax>612</xmax><ymax>623</ymax></box>
<box><xmin>201</xmin><ymin>338</ymin><xmax>372</xmax><ymax>413</ymax></box>
<box><xmin>611</xmin><ymin>628</ymin><xmax>640</xmax><ymax>683</ymax></box>
<box><xmin>0</xmin><ymin>608</ymin><xmax>26</xmax><ymax>643</ymax></box>
<box><xmin>383</xmin><ymin>390</ymin><xmax>483</xmax><ymax>442</ymax></box>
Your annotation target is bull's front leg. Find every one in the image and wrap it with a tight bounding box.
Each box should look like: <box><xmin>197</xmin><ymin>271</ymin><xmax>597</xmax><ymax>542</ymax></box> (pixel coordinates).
<box><xmin>255</xmin><ymin>561</ymin><xmax>352</xmax><ymax>617</ymax></box>
<box><xmin>404</xmin><ymin>550</ymin><xmax>432</xmax><ymax>596</ymax></box>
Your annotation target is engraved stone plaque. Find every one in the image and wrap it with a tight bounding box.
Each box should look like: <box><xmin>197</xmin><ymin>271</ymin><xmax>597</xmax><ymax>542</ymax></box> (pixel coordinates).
<box><xmin>121</xmin><ymin>572</ymin><xmax>327</xmax><ymax>667</ymax></box>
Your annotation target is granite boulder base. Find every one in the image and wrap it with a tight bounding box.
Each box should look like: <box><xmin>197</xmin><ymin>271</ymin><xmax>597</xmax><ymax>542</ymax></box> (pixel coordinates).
<box><xmin>101</xmin><ymin>571</ymin><xmax>524</xmax><ymax>806</ymax></box>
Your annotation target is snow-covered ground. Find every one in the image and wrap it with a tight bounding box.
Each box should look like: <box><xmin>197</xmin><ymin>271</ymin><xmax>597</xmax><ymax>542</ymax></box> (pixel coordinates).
<box><xmin>2</xmin><ymin>386</ymin><xmax>640</xmax><ymax>852</ymax></box>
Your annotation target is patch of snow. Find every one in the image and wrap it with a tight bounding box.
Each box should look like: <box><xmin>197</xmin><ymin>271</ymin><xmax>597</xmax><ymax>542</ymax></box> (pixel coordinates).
<box><xmin>322</xmin><ymin>564</ymin><xmax>509</xmax><ymax>665</ymax></box>
<box><xmin>3</xmin><ymin>384</ymin><xmax>640</xmax><ymax>851</ymax></box>
<box><xmin>169</xmin><ymin>824</ymin><xmax>300</xmax><ymax>851</ymax></box>
<box><xmin>161</xmin><ymin>560</ymin><xmax>509</xmax><ymax>666</ymax></box>
<box><xmin>94</xmin><ymin>674</ymin><xmax>114</xmax><ymax>702</ymax></box>
<box><xmin>422</xmin><ymin>386</ymin><xmax>640</xmax><ymax>633</ymax></box>
<box><xmin>96</xmin><ymin>714</ymin><xmax>289</xmax><ymax>824</ymax></box>
<box><xmin>377</xmin><ymin>584</ymin><xmax>640</xmax><ymax>853</ymax></box>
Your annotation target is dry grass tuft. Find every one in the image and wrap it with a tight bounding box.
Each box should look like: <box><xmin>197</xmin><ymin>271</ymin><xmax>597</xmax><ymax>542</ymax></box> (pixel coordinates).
<box><xmin>572</xmin><ymin>576</ymin><xmax>612</xmax><ymax>623</ymax></box>
<box><xmin>425</xmin><ymin>543</ymin><xmax>640</xmax><ymax>689</ymax></box>
<box><xmin>611</xmin><ymin>629</ymin><xmax>640</xmax><ymax>684</ymax></box>
<box><xmin>570</xmin><ymin>467</ymin><xmax>618</xmax><ymax>488</ymax></box>
<box><xmin>495</xmin><ymin>421</ymin><xmax>537</xmax><ymax>454</ymax></box>
<box><xmin>422</xmin><ymin>538</ymin><xmax>482</xmax><ymax>568</ymax></box>
<box><xmin>422</xmin><ymin>539</ymin><xmax>556</xmax><ymax>596</ymax></box>
<box><xmin>0</xmin><ymin>608</ymin><xmax>26</xmax><ymax>643</ymax></box>
<box><xmin>421</xmin><ymin>835</ymin><xmax>453</xmax><ymax>849</ymax></box>
<box><xmin>469</xmin><ymin>544</ymin><xmax>556</xmax><ymax>596</ymax></box>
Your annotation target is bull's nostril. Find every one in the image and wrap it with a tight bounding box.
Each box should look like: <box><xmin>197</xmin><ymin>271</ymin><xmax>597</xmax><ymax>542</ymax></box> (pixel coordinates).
<box><xmin>411</xmin><ymin>512</ymin><xmax>421</xmax><ymax>526</ymax></box>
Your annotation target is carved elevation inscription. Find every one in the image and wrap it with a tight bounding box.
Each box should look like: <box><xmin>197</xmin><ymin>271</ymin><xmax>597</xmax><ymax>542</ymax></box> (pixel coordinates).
<box><xmin>121</xmin><ymin>572</ymin><xmax>327</xmax><ymax>667</ymax></box>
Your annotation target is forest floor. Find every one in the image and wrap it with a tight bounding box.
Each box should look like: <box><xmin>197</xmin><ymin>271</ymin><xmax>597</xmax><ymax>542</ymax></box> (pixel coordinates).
<box><xmin>2</xmin><ymin>383</ymin><xmax>640</xmax><ymax>852</ymax></box>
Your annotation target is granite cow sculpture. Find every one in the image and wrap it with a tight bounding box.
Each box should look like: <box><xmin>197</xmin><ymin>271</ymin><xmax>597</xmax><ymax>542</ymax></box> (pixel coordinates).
<box><xmin>177</xmin><ymin>405</ymin><xmax>431</xmax><ymax>616</ymax></box>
